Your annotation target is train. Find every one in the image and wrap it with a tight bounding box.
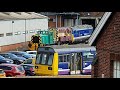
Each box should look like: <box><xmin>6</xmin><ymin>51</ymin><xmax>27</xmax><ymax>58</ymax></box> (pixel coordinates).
<box><xmin>34</xmin><ymin>44</ymin><xmax>96</xmax><ymax>76</ymax></box>
<box><xmin>71</xmin><ymin>25</ymin><xmax>93</xmax><ymax>43</ymax></box>
<box><xmin>28</xmin><ymin>25</ymin><xmax>93</xmax><ymax>51</ymax></box>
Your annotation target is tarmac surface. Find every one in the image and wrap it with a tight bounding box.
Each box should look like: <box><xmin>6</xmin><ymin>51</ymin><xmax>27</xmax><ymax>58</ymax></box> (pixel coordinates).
<box><xmin>7</xmin><ymin>75</ymin><xmax>91</xmax><ymax>78</ymax></box>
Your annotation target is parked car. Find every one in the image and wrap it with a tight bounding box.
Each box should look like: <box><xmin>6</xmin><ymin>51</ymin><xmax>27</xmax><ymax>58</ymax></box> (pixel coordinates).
<box><xmin>0</xmin><ymin>64</ymin><xmax>25</xmax><ymax>77</ymax></box>
<box><xmin>20</xmin><ymin>64</ymin><xmax>35</xmax><ymax>76</ymax></box>
<box><xmin>23</xmin><ymin>58</ymin><xmax>36</xmax><ymax>65</ymax></box>
<box><xmin>9</xmin><ymin>51</ymin><xmax>34</xmax><ymax>59</ymax></box>
<box><xmin>0</xmin><ymin>55</ymin><xmax>13</xmax><ymax>64</ymax></box>
<box><xmin>0</xmin><ymin>53</ymin><xmax>26</xmax><ymax>65</ymax></box>
<box><xmin>0</xmin><ymin>69</ymin><xmax>6</xmax><ymax>78</ymax></box>
<box><xmin>26</xmin><ymin>50</ymin><xmax>37</xmax><ymax>58</ymax></box>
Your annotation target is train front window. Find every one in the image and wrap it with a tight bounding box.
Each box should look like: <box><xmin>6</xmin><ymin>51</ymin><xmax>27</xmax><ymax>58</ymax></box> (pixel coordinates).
<box><xmin>47</xmin><ymin>54</ymin><xmax>53</xmax><ymax>66</ymax></box>
<box><xmin>83</xmin><ymin>52</ymin><xmax>94</xmax><ymax>61</ymax></box>
<box><xmin>41</xmin><ymin>54</ymin><xmax>47</xmax><ymax>64</ymax></box>
<box><xmin>36</xmin><ymin>54</ymin><xmax>41</xmax><ymax>64</ymax></box>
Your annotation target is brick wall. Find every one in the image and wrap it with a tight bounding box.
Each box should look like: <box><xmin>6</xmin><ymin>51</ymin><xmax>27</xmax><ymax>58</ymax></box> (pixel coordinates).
<box><xmin>92</xmin><ymin>12</ymin><xmax>120</xmax><ymax>78</ymax></box>
<box><xmin>48</xmin><ymin>15</ymin><xmax>63</xmax><ymax>28</ymax></box>
<box><xmin>48</xmin><ymin>16</ymin><xmax>56</xmax><ymax>28</ymax></box>
<box><xmin>0</xmin><ymin>42</ymin><xmax>29</xmax><ymax>53</ymax></box>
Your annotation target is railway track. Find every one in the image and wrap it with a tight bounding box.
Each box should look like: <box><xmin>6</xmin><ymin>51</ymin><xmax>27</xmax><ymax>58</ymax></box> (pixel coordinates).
<box><xmin>48</xmin><ymin>43</ymin><xmax>93</xmax><ymax>49</ymax></box>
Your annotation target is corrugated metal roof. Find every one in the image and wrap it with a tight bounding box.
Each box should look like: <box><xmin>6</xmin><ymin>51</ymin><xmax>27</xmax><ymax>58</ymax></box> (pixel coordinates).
<box><xmin>54</xmin><ymin>46</ymin><xmax>96</xmax><ymax>54</ymax></box>
<box><xmin>0</xmin><ymin>12</ymin><xmax>48</xmax><ymax>20</ymax></box>
<box><xmin>88</xmin><ymin>12</ymin><xmax>112</xmax><ymax>46</ymax></box>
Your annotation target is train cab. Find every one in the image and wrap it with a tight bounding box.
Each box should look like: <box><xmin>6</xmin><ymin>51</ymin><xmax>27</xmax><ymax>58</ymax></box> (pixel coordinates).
<box><xmin>34</xmin><ymin>47</ymin><xmax>58</xmax><ymax>76</ymax></box>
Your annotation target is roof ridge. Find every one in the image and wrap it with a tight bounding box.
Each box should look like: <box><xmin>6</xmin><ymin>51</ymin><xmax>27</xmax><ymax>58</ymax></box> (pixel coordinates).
<box><xmin>88</xmin><ymin>12</ymin><xmax>112</xmax><ymax>46</ymax></box>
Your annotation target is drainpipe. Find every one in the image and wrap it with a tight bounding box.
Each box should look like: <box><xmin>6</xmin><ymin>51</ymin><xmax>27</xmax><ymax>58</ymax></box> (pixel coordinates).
<box><xmin>96</xmin><ymin>18</ymin><xmax>99</xmax><ymax>27</ymax></box>
<box><xmin>60</xmin><ymin>15</ymin><xmax>61</xmax><ymax>27</ymax></box>
<box><xmin>25</xmin><ymin>19</ymin><xmax>26</xmax><ymax>46</ymax></box>
<box><xmin>77</xmin><ymin>14</ymin><xmax>78</xmax><ymax>25</ymax></box>
<box><xmin>56</xmin><ymin>15</ymin><xmax>57</xmax><ymax>28</ymax></box>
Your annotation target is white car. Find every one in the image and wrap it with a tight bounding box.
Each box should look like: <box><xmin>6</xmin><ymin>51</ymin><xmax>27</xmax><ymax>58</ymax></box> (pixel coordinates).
<box><xmin>26</xmin><ymin>51</ymin><xmax>37</xmax><ymax>58</ymax></box>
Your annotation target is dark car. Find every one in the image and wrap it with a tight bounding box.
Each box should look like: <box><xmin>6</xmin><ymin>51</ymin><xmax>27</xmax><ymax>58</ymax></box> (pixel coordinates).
<box><xmin>20</xmin><ymin>64</ymin><xmax>35</xmax><ymax>76</ymax></box>
<box><xmin>0</xmin><ymin>55</ymin><xmax>13</xmax><ymax>64</ymax></box>
<box><xmin>9</xmin><ymin>51</ymin><xmax>34</xmax><ymax>59</ymax></box>
<box><xmin>0</xmin><ymin>53</ymin><xmax>26</xmax><ymax>65</ymax></box>
<box><xmin>0</xmin><ymin>64</ymin><xmax>25</xmax><ymax>77</ymax></box>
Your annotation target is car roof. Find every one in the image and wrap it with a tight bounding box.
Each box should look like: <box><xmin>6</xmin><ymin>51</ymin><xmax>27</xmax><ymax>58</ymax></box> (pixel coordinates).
<box><xmin>26</xmin><ymin>51</ymin><xmax>37</xmax><ymax>52</ymax></box>
<box><xmin>21</xmin><ymin>64</ymin><xmax>34</xmax><ymax>66</ymax></box>
<box><xmin>0</xmin><ymin>53</ymin><xmax>13</xmax><ymax>54</ymax></box>
<box><xmin>9</xmin><ymin>51</ymin><xmax>23</xmax><ymax>52</ymax></box>
<box><xmin>0</xmin><ymin>64</ymin><xmax>20</xmax><ymax>67</ymax></box>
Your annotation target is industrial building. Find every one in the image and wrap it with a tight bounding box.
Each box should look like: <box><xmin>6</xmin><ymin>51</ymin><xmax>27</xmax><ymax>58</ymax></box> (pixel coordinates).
<box><xmin>0</xmin><ymin>12</ymin><xmax>48</xmax><ymax>52</ymax></box>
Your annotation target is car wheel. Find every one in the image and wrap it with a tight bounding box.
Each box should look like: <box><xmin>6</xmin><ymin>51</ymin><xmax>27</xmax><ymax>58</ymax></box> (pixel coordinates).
<box><xmin>7</xmin><ymin>75</ymin><xmax>12</xmax><ymax>77</ymax></box>
<box><xmin>26</xmin><ymin>74</ymin><xmax>31</xmax><ymax>76</ymax></box>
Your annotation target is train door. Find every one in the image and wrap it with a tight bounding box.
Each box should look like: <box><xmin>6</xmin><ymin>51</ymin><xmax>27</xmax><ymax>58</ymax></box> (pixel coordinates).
<box><xmin>70</xmin><ymin>53</ymin><xmax>82</xmax><ymax>74</ymax></box>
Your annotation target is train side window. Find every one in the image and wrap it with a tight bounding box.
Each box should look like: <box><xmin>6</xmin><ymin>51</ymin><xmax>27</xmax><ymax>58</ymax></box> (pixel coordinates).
<box><xmin>59</xmin><ymin>55</ymin><xmax>64</xmax><ymax>62</ymax></box>
<box><xmin>67</xmin><ymin>54</ymin><xmax>70</xmax><ymax>62</ymax></box>
<box><xmin>41</xmin><ymin>54</ymin><xmax>47</xmax><ymax>65</ymax></box>
<box><xmin>77</xmin><ymin>53</ymin><xmax>81</xmax><ymax>60</ymax></box>
<box><xmin>47</xmin><ymin>54</ymin><xmax>53</xmax><ymax>66</ymax></box>
<box><xmin>64</xmin><ymin>55</ymin><xmax>67</xmax><ymax>62</ymax></box>
<box><xmin>36</xmin><ymin>54</ymin><xmax>41</xmax><ymax>64</ymax></box>
<box><xmin>83</xmin><ymin>52</ymin><xmax>94</xmax><ymax>61</ymax></box>
<box><xmin>72</xmin><ymin>53</ymin><xmax>75</xmax><ymax>63</ymax></box>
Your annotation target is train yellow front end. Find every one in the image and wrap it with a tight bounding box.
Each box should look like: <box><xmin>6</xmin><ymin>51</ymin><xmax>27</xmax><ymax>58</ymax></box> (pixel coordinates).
<box><xmin>35</xmin><ymin>47</ymin><xmax>58</xmax><ymax>76</ymax></box>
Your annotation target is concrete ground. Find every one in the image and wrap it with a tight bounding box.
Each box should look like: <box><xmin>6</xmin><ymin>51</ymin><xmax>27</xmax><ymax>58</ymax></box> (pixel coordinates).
<box><xmin>10</xmin><ymin>75</ymin><xmax>91</xmax><ymax>78</ymax></box>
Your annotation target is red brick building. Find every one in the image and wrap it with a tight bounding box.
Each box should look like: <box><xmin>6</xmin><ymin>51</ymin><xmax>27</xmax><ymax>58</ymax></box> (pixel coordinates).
<box><xmin>40</xmin><ymin>12</ymin><xmax>80</xmax><ymax>28</ymax></box>
<box><xmin>88</xmin><ymin>12</ymin><xmax>120</xmax><ymax>78</ymax></box>
<box><xmin>40</xmin><ymin>12</ymin><xmax>104</xmax><ymax>29</ymax></box>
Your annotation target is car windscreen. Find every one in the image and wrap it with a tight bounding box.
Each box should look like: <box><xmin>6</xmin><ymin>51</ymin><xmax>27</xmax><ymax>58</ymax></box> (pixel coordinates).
<box><xmin>23</xmin><ymin>54</ymin><xmax>32</xmax><ymax>58</ymax></box>
<box><xmin>28</xmin><ymin>52</ymin><xmax>36</xmax><ymax>54</ymax></box>
<box><xmin>17</xmin><ymin>66</ymin><xmax>25</xmax><ymax>72</ymax></box>
<box><xmin>0</xmin><ymin>56</ymin><xmax>5</xmax><ymax>60</ymax></box>
<box><xmin>23</xmin><ymin>59</ymin><xmax>32</xmax><ymax>64</ymax></box>
<box><xmin>8</xmin><ymin>53</ymin><xmax>18</xmax><ymax>58</ymax></box>
<box><xmin>0</xmin><ymin>70</ymin><xmax>4</xmax><ymax>74</ymax></box>
<box><xmin>22</xmin><ymin>65</ymin><xmax>34</xmax><ymax>69</ymax></box>
<box><xmin>20</xmin><ymin>52</ymin><xmax>28</xmax><ymax>54</ymax></box>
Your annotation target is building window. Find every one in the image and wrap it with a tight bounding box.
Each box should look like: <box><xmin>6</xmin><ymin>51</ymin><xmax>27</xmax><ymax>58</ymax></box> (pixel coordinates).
<box><xmin>17</xmin><ymin>31</ymin><xmax>21</xmax><ymax>35</ymax></box>
<box><xmin>22</xmin><ymin>31</ymin><xmax>25</xmax><ymax>34</ymax></box>
<box><xmin>6</xmin><ymin>32</ymin><xmax>13</xmax><ymax>36</ymax></box>
<box><xmin>29</xmin><ymin>30</ymin><xmax>35</xmax><ymax>33</ymax></box>
<box><xmin>0</xmin><ymin>33</ymin><xmax>4</xmax><ymax>37</ymax></box>
<box><xmin>36</xmin><ymin>29</ymin><xmax>41</xmax><ymax>33</ymax></box>
<box><xmin>14</xmin><ymin>31</ymin><xmax>21</xmax><ymax>35</ymax></box>
<box><xmin>22</xmin><ymin>31</ymin><xmax>28</xmax><ymax>34</ymax></box>
<box><xmin>49</xmin><ymin>18</ymin><xmax>56</xmax><ymax>22</ymax></box>
<box><xmin>53</xmin><ymin>18</ymin><xmax>56</xmax><ymax>22</ymax></box>
<box><xmin>49</xmin><ymin>18</ymin><xmax>53</xmax><ymax>21</ymax></box>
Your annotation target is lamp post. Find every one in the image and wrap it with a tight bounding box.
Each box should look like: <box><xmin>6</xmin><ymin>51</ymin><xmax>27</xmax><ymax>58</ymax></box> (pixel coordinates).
<box><xmin>25</xmin><ymin>19</ymin><xmax>26</xmax><ymax>46</ymax></box>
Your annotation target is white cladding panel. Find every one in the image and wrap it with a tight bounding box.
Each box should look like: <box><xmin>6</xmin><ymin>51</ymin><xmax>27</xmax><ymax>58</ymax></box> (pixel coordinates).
<box><xmin>0</xmin><ymin>18</ymin><xmax>48</xmax><ymax>46</ymax></box>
